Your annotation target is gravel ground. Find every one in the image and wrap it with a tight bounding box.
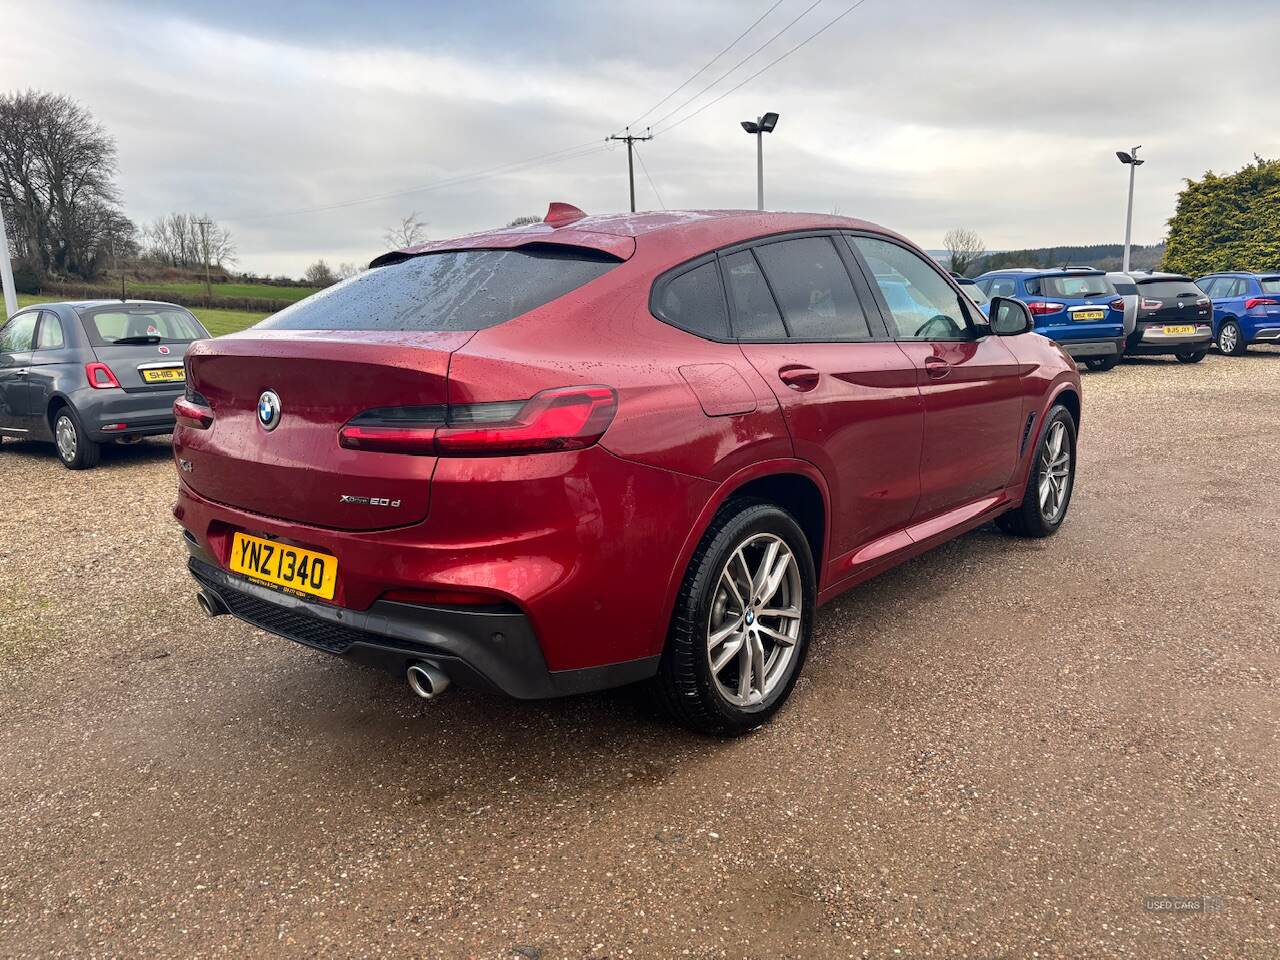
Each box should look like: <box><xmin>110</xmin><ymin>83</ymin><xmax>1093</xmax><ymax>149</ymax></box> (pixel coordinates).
<box><xmin>1</xmin><ymin>351</ymin><xmax>1278</xmax><ymax>959</ymax></box>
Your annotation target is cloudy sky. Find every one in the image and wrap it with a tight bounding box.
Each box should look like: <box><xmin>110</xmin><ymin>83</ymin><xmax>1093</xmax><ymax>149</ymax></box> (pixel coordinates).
<box><xmin>4</xmin><ymin>0</ymin><xmax>1277</xmax><ymax>277</ymax></box>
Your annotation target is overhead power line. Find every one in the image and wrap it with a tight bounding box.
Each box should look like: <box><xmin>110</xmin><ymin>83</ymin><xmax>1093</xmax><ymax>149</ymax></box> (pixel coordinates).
<box><xmin>633</xmin><ymin>145</ymin><xmax>666</xmax><ymax>210</ymax></box>
<box><xmin>618</xmin><ymin>0</ymin><xmax>787</xmax><ymax>135</ymax></box>
<box><xmin>223</xmin><ymin>139</ymin><xmax>610</xmax><ymax>223</ymax></box>
<box><xmin>646</xmin><ymin>0</ymin><xmax>824</xmax><ymax>133</ymax></box>
<box><xmin>653</xmin><ymin>0</ymin><xmax>875</xmax><ymax>136</ymax></box>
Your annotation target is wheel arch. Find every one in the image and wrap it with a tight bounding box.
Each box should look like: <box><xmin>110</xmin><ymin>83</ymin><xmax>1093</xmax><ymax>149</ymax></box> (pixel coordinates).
<box><xmin>655</xmin><ymin>460</ymin><xmax>831</xmax><ymax>654</ymax></box>
<box><xmin>45</xmin><ymin>393</ymin><xmax>73</xmax><ymax>440</ymax></box>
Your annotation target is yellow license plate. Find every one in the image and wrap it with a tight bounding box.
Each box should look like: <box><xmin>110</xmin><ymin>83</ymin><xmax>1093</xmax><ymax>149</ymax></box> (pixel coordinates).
<box><xmin>229</xmin><ymin>532</ymin><xmax>338</xmax><ymax>600</ymax></box>
<box><xmin>1074</xmin><ymin>310</ymin><xmax>1105</xmax><ymax>321</ymax></box>
<box><xmin>1163</xmin><ymin>325</ymin><xmax>1196</xmax><ymax>336</ymax></box>
<box><xmin>141</xmin><ymin>367</ymin><xmax>185</xmax><ymax>383</ymax></box>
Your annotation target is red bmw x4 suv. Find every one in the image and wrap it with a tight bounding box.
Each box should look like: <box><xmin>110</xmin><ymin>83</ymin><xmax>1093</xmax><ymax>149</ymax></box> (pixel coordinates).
<box><xmin>174</xmin><ymin>205</ymin><xmax>1080</xmax><ymax>734</ymax></box>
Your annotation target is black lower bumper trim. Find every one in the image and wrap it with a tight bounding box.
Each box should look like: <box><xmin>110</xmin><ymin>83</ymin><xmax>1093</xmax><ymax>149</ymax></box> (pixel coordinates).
<box><xmin>1060</xmin><ymin>338</ymin><xmax>1124</xmax><ymax>359</ymax></box>
<box><xmin>187</xmin><ymin>557</ymin><xmax>658</xmax><ymax>699</ymax></box>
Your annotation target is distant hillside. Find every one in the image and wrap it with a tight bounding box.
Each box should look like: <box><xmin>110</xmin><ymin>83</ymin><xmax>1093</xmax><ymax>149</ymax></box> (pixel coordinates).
<box><xmin>968</xmin><ymin>243</ymin><xmax>1165</xmax><ymax>275</ymax></box>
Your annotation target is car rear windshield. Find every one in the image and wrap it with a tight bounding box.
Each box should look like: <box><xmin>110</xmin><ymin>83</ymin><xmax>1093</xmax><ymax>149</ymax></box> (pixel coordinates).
<box><xmin>1027</xmin><ymin>274</ymin><xmax>1113</xmax><ymax>299</ymax></box>
<box><xmin>82</xmin><ymin>306</ymin><xmax>207</xmax><ymax>344</ymax></box>
<box><xmin>1261</xmin><ymin>277</ymin><xmax>1280</xmax><ymax>294</ymax></box>
<box><xmin>1138</xmin><ymin>280</ymin><xmax>1204</xmax><ymax>299</ymax></box>
<box><xmin>259</xmin><ymin>245</ymin><xmax>621</xmax><ymax>332</ymax></box>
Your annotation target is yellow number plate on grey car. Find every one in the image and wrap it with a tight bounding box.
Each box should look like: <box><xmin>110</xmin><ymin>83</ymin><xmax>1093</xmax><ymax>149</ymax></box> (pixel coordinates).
<box><xmin>1073</xmin><ymin>310</ymin><xmax>1105</xmax><ymax>321</ymax></box>
<box><xmin>141</xmin><ymin>367</ymin><xmax>185</xmax><ymax>383</ymax></box>
<box><xmin>1163</xmin><ymin>325</ymin><xmax>1196</xmax><ymax>336</ymax></box>
<box><xmin>229</xmin><ymin>532</ymin><xmax>338</xmax><ymax>600</ymax></box>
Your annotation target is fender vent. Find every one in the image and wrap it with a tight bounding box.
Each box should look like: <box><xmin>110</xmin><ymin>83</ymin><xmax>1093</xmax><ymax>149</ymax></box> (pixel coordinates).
<box><xmin>1020</xmin><ymin>413</ymin><xmax>1037</xmax><ymax>456</ymax></box>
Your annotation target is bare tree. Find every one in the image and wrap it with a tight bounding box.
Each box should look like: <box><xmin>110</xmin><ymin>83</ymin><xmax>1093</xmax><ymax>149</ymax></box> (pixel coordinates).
<box><xmin>0</xmin><ymin>90</ymin><xmax>134</xmax><ymax>279</ymax></box>
<box><xmin>383</xmin><ymin>212</ymin><xmax>428</xmax><ymax>249</ymax></box>
<box><xmin>945</xmin><ymin>227</ymin><xmax>986</xmax><ymax>277</ymax></box>
<box><xmin>505</xmin><ymin>215</ymin><xmax>541</xmax><ymax>228</ymax></box>
<box><xmin>142</xmin><ymin>213</ymin><xmax>235</xmax><ymax>268</ymax></box>
<box><xmin>335</xmin><ymin>261</ymin><xmax>364</xmax><ymax>280</ymax></box>
<box><xmin>303</xmin><ymin>259</ymin><xmax>337</xmax><ymax>286</ymax></box>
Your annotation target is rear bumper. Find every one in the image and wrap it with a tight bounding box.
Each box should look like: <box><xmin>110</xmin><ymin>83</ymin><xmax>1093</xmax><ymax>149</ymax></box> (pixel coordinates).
<box><xmin>172</xmin><ymin>444</ymin><xmax>715</xmax><ymax>675</ymax></box>
<box><xmin>80</xmin><ymin>387</ymin><xmax>181</xmax><ymax>440</ymax></box>
<box><xmin>1246</xmin><ymin>325</ymin><xmax>1280</xmax><ymax>343</ymax></box>
<box><xmin>1056</xmin><ymin>337</ymin><xmax>1125</xmax><ymax>359</ymax></box>
<box><xmin>187</xmin><ymin>555</ymin><xmax>657</xmax><ymax>698</ymax></box>
<box><xmin>1127</xmin><ymin>326</ymin><xmax>1213</xmax><ymax>356</ymax></box>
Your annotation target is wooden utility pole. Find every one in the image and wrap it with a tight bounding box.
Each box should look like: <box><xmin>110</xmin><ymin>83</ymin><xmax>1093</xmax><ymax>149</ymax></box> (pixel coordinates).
<box><xmin>196</xmin><ymin>218</ymin><xmax>213</xmax><ymax>306</ymax></box>
<box><xmin>607</xmin><ymin>128</ymin><xmax>653</xmax><ymax>213</ymax></box>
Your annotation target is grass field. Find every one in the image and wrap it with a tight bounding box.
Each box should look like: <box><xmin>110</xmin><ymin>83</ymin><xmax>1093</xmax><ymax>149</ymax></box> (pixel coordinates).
<box><xmin>14</xmin><ymin>294</ymin><xmax>268</xmax><ymax>336</ymax></box>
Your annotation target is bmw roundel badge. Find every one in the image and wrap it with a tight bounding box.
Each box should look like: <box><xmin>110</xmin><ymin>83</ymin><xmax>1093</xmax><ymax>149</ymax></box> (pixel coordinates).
<box><xmin>258</xmin><ymin>390</ymin><xmax>282</xmax><ymax>431</ymax></box>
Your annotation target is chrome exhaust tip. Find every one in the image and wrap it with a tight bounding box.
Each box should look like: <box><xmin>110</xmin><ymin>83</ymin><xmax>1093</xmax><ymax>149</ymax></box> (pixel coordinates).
<box><xmin>196</xmin><ymin>589</ymin><xmax>227</xmax><ymax>618</ymax></box>
<box><xmin>406</xmin><ymin>661</ymin><xmax>451</xmax><ymax>700</ymax></box>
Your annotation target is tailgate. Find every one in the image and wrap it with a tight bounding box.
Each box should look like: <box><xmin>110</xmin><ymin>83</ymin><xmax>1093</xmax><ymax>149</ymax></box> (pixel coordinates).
<box><xmin>177</xmin><ymin>330</ymin><xmax>473</xmax><ymax>531</ymax></box>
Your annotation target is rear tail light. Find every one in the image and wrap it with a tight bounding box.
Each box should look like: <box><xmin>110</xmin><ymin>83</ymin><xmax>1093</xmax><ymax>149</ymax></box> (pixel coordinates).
<box><xmin>339</xmin><ymin>385</ymin><xmax>618</xmax><ymax>457</ymax></box>
<box><xmin>1026</xmin><ymin>301</ymin><xmax>1065</xmax><ymax>316</ymax></box>
<box><xmin>1140</xmin><ymin>298</ymin><xmax>1163</xmax><ymax>311</ymax></box>
<box><xmin>1109</xmin><ymin>297</ymin><xmax>1126</xmax><ymax>312</ymax></box>
<box><xmin>1245</xmin><ymin>297</ymin><xmax>1278</xmax><ymax>310</ymax></box>
<box><xmin>174</xmin><ymin>392</ymin><xmax>214</xmax><ymax>429</ymax></box>
<box><xmin>85</xmin><ymin>362</ymin><xmax>120</xmax><ymax>389</ymax></box>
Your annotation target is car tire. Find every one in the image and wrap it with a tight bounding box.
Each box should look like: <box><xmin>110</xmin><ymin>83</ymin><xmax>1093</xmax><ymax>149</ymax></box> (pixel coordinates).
<box><xmin>653</xmin><ymin>499</ymin><xmax>816</xmax><ymax>736</ymax></box>
<box><xmin>1084</xmin><ymin>355</ymin><xmax>1120</xmax><ymax>372</ymax></box>
<box><xmin>997</xmin><ymin>404</ymin><xmax>1076</xmax><ymax>539</ymax></box>
<box><xmin>53</xmin><ymin>407</ymin><xmax>101</xmax><ymax>470</ymax></box>
<box><xmin>1175</xmin><ymin>350</ymin><xmax>1207</xmax><ymax>364</ymax></box>
<box><xmin>1218</xmin><ymin>320</ymin><xmax>1247</xmax><ymax>356</ymax></box>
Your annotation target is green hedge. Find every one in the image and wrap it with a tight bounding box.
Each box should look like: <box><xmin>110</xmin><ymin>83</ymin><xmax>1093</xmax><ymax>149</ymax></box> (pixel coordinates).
<box><xmin>1163</xmin><ymin>157</ymin><xmax>1280</xmax><ymax>275</ymax></box>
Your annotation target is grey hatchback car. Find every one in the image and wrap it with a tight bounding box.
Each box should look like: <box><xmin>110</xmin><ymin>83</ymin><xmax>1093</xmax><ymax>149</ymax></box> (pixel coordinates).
<box><xmin>0</xmin><ymin>300</ymin><xmax>210</xmax><ymax>469</ymax></box>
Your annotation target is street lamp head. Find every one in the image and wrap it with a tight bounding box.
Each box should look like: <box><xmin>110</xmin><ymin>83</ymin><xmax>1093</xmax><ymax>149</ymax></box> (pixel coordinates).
<box><xmin>741</xmin><ymin>120</ymin><xmax>759</xmax><ymax>134</ymax></box>
<box><xmin>1116</xmin><ymin>151</ymin><xmax>1133</xmax><ymax>164</ymax></box>
<box><xmin>759</xmin><ymin>112</ymin><xmax>780</xmax><ymax>133</ymax></box>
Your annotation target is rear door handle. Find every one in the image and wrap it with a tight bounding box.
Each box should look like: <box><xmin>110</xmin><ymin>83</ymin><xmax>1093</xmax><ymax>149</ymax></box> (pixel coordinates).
<box><xmin>778</xmin><ymin>365</ymin><xmax>820</xmax><ymax>392</ymax></box>
<box><xmin>923</xmin><ymin>357</ymin><xmax>951</xmax><ymax>380</ymax></box>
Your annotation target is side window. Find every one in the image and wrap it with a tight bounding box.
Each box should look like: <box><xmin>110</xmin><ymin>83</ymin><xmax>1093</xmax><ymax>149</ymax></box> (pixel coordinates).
<box><xmin>655</xmin><ymin>261</ymin><xmax>730</xmax><ymax>339</ymax></box>
<box><xmin>1197</xmin><ymin>277</ymin><xmax>1219</xmax><ymax>298</ymax></box>
<box><xmin>752</xmin><ymin>236</ymin><xmax>872</xmax><ymax>340</ymax></box>
<box><xmin>0</xmin><ymin>312</ymin><xmax>38</xmax><ymax>354</ymax></box>
<box><xmin>987</xmin><ymin>276</ymin><xmax>1017</xmax><ymax>298</ymax></box>
<box><xmin>721</xmin><ymin>249</ymin><xmax>786</xmax><ymax>339</ymax></box>
<box><xmin>35</xmin><ymin>312</ymin><xmax>66</xmax><ymax>350</ymax></box>
<box><xmin>851</xmin><ymin>236</ymin><xmax>973</xmax><ymax>340</ymax></box>
<box><xmin>1226</xmin><ymin>278</ymin><xmax>1247</xmax><ymax>298</ymax></box>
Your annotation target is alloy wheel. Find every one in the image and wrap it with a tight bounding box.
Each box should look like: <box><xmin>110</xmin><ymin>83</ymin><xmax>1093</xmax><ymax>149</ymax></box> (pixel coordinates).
<box><xmin>55</xmin><ymin>415</ymin><xmax>77</xmax><ymax>463</ymax></box>
<box><xmin>706</xmin><ymin>533</ymin><xmax>803</xmax><ymax>707</ymax></box>
<box><xmin>1038</xmin><ymin>420</ymin><xmax>1071</xmax><ymax>523</ymax></box>
<box><xmin>1219</xmin><ymin>323</ymin><xmax>1239</xmax><ymax>354</ymax></box>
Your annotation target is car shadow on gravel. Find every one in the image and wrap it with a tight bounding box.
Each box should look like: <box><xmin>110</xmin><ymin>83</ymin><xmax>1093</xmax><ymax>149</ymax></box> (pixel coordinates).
<box><xmin>0</xmin><ymin>435</ymin><xmax>173</xmax><ymax>469</ymax></box>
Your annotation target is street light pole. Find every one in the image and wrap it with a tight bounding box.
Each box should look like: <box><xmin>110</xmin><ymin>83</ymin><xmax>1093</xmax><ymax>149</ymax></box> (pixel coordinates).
<box><xmin>1116</xmin><ymin>146</ymin><xmax>1145</xmax><ymax>273</ymax></box>
<box><xmin>756</xmin><ymin>125</ymin><xmax>764</xmax><ymax>212</ymax></box>
<box><xmin>741</xmin><ymin>112</ymin><xmax>779</xmax><ymax>212</ymax></box>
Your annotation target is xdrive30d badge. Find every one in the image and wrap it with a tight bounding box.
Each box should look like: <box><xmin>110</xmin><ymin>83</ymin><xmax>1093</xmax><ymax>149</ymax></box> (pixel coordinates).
<box><xmin>174</xmin><ymin>204</ymin><xmax>1082</xmax><ymax>734</ymax></box>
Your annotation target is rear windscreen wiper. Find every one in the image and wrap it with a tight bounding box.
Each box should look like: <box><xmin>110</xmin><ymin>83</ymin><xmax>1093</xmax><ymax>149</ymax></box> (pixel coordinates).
<box><xmin>111</xmin><ymin>335</ymin><xmax>163</xmax><ymax>345</ymax></box>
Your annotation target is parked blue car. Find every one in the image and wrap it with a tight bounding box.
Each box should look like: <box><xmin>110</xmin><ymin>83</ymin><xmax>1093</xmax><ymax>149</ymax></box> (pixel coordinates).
<box><xmin>1193</xmin><ymin>272</ymin><xmax>1280</xmax><ymax>355</ymax></box>
<box><xmin>974</xmin><ymin>268</ymin><xmax>1126</xmax><ymax>371</ymax></box>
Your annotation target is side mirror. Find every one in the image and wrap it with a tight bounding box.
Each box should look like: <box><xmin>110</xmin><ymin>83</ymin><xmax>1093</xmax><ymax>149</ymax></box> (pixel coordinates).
<box><xmin>989</xmin><ymin>297</ymin><xmax>1033</xmax><ymax>336</ymax></box>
